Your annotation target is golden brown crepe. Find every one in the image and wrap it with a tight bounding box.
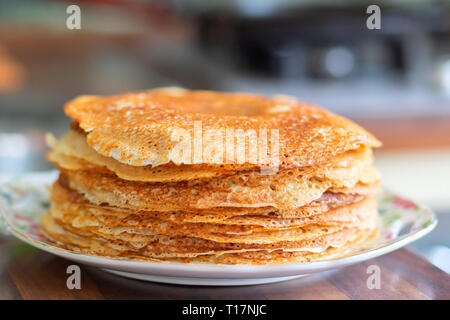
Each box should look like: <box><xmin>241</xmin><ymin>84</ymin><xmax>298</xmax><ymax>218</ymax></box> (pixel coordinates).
<box><xmin>64</xmin><ymin>88</ymin><xmax>381</xmax><ymax>167</ymax></box>
<box><xmin>42</xmin><ymin>88</ymin><xmax>381</xmax><ymax>264</ymax></box>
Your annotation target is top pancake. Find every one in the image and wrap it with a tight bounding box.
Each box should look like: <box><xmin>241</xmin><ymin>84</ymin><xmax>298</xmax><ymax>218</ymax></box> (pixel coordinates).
<box><xmin>65</xmin><ymin>88</ymin><xmax>381</xmax><ymax>168</ymax></box>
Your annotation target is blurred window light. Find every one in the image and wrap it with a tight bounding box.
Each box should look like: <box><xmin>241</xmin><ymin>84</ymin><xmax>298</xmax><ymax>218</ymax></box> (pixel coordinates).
<box><xmin>0</xmin><ymin>133</ymin><xmax>30</xmax><ymax>158</ymax></box>
<box><xmin>235</xmin><ymin>0</ymin><xmax>277</xmax><ymax>17</ymax></box>
<box><xmin>428</xmin><ymin>245</ymin><xmax>450</xmax><ymax>273</ymax></box>
<box><xmin>324</xmin><ymin>47</ymin><xmax>355</xmax><ymax>78</ymax></box>
<box><xmin>433</xmin><ymin>56</ymin><xmax>450</xmax><ymax>94</ymax></box>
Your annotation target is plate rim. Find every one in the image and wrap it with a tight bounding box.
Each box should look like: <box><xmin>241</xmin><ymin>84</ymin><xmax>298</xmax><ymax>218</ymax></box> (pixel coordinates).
<box><xmin>0</xmin><ymin>171</ymin><xmax>438</xmax><ymax>279</ymax></box>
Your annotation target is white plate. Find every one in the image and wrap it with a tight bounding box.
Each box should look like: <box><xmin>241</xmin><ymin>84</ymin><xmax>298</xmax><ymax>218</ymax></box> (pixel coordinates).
<box><xmin>0</xmin><ymin>171</ymin><xmax>437</xmax><ymax>286</ymax></box>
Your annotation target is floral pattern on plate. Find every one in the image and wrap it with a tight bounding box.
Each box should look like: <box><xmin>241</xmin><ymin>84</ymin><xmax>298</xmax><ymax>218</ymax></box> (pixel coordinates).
<box><xmin>0</xmin><ymin>171</ymin><xmax>438</xmax><ymax>285</ymax></box>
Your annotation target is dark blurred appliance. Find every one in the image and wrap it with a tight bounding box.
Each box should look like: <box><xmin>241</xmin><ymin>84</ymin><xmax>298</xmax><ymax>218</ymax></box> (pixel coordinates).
<box><xmin>194</xmin><ymin>3</ymin><xmax>449</xmax><ymax>82</ymax></box>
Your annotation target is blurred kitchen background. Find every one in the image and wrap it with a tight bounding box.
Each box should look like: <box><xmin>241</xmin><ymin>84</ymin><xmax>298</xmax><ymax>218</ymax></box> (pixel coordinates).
<box><xmin>0</xmin><ymin>0</ymin><xmax>449</xmax><ymax>272</ymax></box>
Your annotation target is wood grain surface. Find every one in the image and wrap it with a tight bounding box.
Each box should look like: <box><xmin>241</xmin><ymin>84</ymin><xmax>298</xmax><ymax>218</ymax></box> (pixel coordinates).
<box><xmin>0</xmin><ymin>235</ymin><xmax>448</xmax><ymax>300</ymax></box>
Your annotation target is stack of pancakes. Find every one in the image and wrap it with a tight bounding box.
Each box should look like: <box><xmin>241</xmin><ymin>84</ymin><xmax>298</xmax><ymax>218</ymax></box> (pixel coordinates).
<box><xmin>42</xmin><ymin>88</ymin><xmax>381</xmax><ymax>264</ymax></box>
